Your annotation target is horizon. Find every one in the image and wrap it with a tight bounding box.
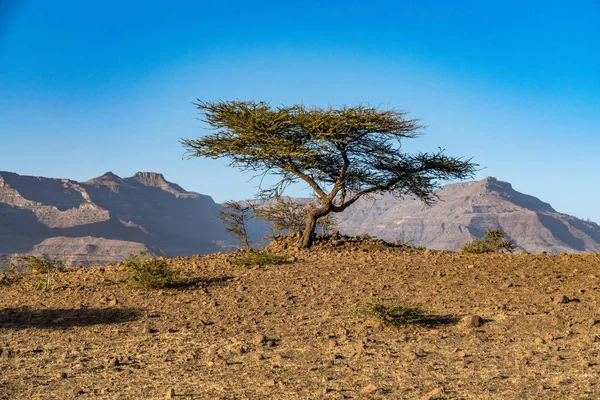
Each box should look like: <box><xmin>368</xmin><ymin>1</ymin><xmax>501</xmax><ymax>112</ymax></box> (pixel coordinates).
<box><xmin>1</xmin><ymin>1</ymin><xmax>599</xmax><ymax>221</ymax></box>
<box><xmin>3</xmin><ymin>168</ymin><xmax>596</xmax><ymax>225</ymax></box>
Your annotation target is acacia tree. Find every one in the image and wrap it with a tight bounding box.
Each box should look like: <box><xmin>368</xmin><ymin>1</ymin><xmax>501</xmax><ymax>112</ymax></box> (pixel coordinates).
<box><xmin>181</xmin><ymin>101</ymin><xmax>477</xmax><ymax>248</ymax></box>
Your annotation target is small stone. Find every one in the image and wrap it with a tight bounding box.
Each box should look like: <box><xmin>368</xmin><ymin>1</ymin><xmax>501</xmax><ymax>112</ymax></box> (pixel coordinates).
<box><xmin>553</xmin><ymin>295</ymin><xmax>569</xmax><ymax>304</ymax></box>
<box><xmin>361</xmin><ymin>384</ymin><xmax>378</xmax><ymax>394</ymax></box>
<box><xmin>253</xmin><ymin>334</ymin><xmax>266</xmax><ymax>346</ymax></box>
<box><xmin>428</xmin><ymin>387</ymin><xmax>444</xmax><ymax>397</ymax></box>
<box><xmin>534</xmin><ymin>338</ymin><xmax>545</xmax><ymax>345</ymax></box>
<box><xmin>264</xmin><ymin>379</ymin><xmax>276</xmax><ymax>387</ymax></box>
<box><xmin>108</xmin><ymin>298</ymin><xmax>118</xmax><ymax>306</ymax></box>
<box><xmin>105</xmin><ymin>357</ymin><xmax>119</xmax><ymax>368</ymax></box>
<box><xmin>165</xmin><ymin>387</ymin><xmax>175</xmax><ymax>399</ymax></box>
<box><xmin>462</xmin><ymin>315</ymin><xmax>484</xmax><ymax>327</ymax></box>
<box><xmin>72</xmin><ymin>387</ymin><xmax>85</xmax><ymax>397</ymax></box>
<box><xmin>143</xmin><ymin>325</ymin><xmax>154</xmax><ymax>334</ymax></box>
<box><xmin>59</xmin><ymin>371</ymin><xmax>68</xmax><ymax>379</ymax></box>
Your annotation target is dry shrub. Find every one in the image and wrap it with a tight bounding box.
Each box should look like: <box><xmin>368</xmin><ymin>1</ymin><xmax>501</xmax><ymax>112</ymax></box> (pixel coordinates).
<box><xmin>462</xmin><ymin>229</ymin><xmax>516</xmax><ymax>254</ymax></box>
<box><xmin>123</xmin><ymin>254</ymin><xmax>176</xmax><ymax>289</ymax></box>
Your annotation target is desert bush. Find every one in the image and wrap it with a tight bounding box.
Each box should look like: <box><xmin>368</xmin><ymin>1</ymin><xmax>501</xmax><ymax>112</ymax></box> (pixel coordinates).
<box><xmin>359</xmin><ymin>302</ymin><xmax>426</xmax><ymax>325</ymax></box>
<box><xmin>8</xmin><ymin>256</ymin><xmax>65</xmax><ymax>290</ymax></box>
<box><xmin>123</xmin><ymin>253</ymin><xmax>176</xmax><ymax>289</ymax></box>
<box><xmin>11</xmin><ymin>255</ymin><xmax>65</xmax><ymax>274</ymax></box>
<box><xmin>461</xmin><ymin>229</ymin><xmax>516</xmax><ymax>254</ymax></box>
<box><xmin>230</xmin><ymin>249</ymin><xmax>289</xmax><ymax>266</ymax></box>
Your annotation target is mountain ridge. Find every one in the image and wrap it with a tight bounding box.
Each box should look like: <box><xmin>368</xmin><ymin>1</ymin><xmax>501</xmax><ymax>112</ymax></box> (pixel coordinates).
<box><xmin>0</xmin><ymin>170</ymin><xmax>228</xmax><ymax>268</ymax></box>
<box><xmin>333</xmin><ymin>176</ymin><xmax>600</xmax><ymax>253</ymax></box>
<box><xmin>1</xmin><ymin>171</ymin><xmax>599</xmax><ymax>268</ymax></box>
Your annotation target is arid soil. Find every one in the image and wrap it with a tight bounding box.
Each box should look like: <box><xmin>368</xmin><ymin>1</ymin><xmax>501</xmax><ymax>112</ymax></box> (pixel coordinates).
<box><xmin>2</xmin><ymin>237</ymin><xmax>600</xmax><ymax>399</ymax></box>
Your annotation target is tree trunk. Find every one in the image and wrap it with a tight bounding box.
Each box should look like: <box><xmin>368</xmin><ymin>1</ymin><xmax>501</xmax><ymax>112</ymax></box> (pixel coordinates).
<box><xmin>300</xmin><ymin>207</ymin><xmax>331</xmax><ymax>248</ymax></box>
<box><xmin>300</xmin><ymin>213</ymin><xmax>318</xmax><ymax>248</ymax></box>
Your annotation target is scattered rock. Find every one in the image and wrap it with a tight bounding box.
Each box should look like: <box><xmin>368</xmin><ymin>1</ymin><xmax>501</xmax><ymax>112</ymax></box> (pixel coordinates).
<box><xmin>427</xmin><ymin>387</ymin><xmax>444</xmax><ymax>398</ymax></box>
<box><xmin>105</xmin><ymin>357</ymin><xmax>119</xmax><ymax>368</ymax></box>
<box><xmin>72</xmin><ymin>387</ymin><xmax>85</xmax><ymax>397</ymax></box>
<box><xmin>165</xmin><ymin>387</ymin><xmax>175</xmax><ymax>399</ymax></box>
<box><xmin>264</xmin><ymin>379</ymin><xmax>276</xmax><ymax>387</ymax></box>
<box><xmin>361</xmin><ymin>384</ymin><xmax>378</xmax><ymax>394</ymax></box>
<box><xmin>253</xmin><ymin>334</ymin><xmax>266</xmax><ymax>346</ymax></box>
<box><xmin>553</xmin><ymin>295</ymin><xmax>569</xmax><ymax>304</ymax></box>
<box><xmin>462</xmin><ymin>315</ymin><xmax>484</xmax><ymax>327</ymax></box>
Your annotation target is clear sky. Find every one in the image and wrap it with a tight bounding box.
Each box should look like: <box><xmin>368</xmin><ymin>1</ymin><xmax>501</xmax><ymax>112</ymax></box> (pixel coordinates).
<box><xmin>1</xmin><ymin>1</ymin><xmax>599</xmax><ymax>221</ymax></box>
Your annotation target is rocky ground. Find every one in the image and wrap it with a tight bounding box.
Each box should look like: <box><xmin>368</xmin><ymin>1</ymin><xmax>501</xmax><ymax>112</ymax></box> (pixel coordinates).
<box><xmin>1</xmin><ymin>235</ymin><xmax>600</xmax><ymax>399</ymax></box>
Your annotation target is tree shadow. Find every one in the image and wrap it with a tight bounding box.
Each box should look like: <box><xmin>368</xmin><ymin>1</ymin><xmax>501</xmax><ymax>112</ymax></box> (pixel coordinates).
<box><xmin>0</xmin><ymin>307</ymin><xmax>143</xmax><ymax>330</ymax></box>
<box><xmin>167</xmin><ymin>275</ymin><xmax>234</xmax><ymax>289</ymax></box>
<box><xmin>416</xmin><ymin>315</ymin><xmax>460</xmax><ymax>328</ymax></box>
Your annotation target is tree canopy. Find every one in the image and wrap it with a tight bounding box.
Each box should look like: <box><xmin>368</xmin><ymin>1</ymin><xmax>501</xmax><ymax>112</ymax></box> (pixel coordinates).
<box><xmin>181</xmin><ymin>100</ymin><xmax>477</xmax><ymax>247</ymax></box>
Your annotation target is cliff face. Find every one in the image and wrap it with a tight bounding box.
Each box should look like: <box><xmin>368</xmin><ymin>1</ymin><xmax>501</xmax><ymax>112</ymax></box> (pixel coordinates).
<box><xmin>334</xmin><ymin>177</ymin><xmax>600</xmax><ymax>253</ymax></box>
<box><xmin>0</xmin><ymin>171</ymin><xmax>229</xmax><ymax>268</ymax></box>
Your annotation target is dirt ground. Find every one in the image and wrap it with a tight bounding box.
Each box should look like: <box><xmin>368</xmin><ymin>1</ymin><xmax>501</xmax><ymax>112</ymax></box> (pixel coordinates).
<box><xmin>2</xmin><ymin>237</ymin><xmax>600</xmax><ymax>399</ymax></box>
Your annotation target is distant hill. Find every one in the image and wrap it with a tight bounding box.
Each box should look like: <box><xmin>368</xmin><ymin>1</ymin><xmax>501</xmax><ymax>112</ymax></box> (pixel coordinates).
<box><xmin>0</xmin><ymin>171</ymin><xmax>228</xmax><ymax>268</ymax></box>
<box><xmin>1</xmin><ymin>171</ymin><xmax>599</xmax><ymax>268</ymax></box>
<box><xmin>333</xmin><ymin>177</ymin><xmax>600</xmax><ymax>253</ymax></box>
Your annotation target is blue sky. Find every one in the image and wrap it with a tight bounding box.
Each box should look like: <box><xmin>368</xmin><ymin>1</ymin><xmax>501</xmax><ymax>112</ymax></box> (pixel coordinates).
<box><xmin>1</xmin><ymin>1</ymin><xmax>599</xmax><ymax>221</ymax></box>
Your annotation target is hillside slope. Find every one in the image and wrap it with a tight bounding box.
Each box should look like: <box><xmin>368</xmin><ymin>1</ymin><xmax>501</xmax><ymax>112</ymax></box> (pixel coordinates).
<box><xmin>2</xmin><ymin>242</ymin><xmax>600</xmax><ymax>399</ymax></box>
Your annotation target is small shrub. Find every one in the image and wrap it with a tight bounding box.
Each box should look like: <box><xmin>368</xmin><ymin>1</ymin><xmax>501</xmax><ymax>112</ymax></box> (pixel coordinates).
<box><xmin>123</xmin><ymin>254</ymin><xmax>176</xmax><ymax>289</ymax></box>
<box><xmin>9</xmin><ymin>256</ymin><xmax>65</xmax><ymax>291</ymax></box>
<box><xmin>11</xmin><ymin>255</ymin><xmax>65</xmax><ymax>274</ymax></box>
<box><xmin>220</xmin><ymin>200</ymin><xmax>253</xmax><ymax>249</ymax></box>
<box><xmin>231</xmin><ymin>249</ymin><xmax>289</xmax><ymax>266</ymax></box>
<box><xmin>461</xmin><ymin>229</ymin><xmax>516</xmax><ymax>254</ymax></box>
<box><xmin>359</xmin><ymin>302</ymin><xmax>426</xmax><ymax>325</ymax></box>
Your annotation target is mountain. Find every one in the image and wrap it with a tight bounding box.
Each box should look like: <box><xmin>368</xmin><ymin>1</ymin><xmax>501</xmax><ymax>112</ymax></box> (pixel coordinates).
<box><xmin>0</xmin><ymin>171</ymin><xmax>229</xmax><ymax>268</ymax></box>
<box><xmin>333</xmin><ymin>177</ymin><xmax>600</xmax><ymax>253</ymax></box>
<box><xmin>1</xmin><ymin>172</ymin><xmax>599</xmax><ymax>267</ymax></box>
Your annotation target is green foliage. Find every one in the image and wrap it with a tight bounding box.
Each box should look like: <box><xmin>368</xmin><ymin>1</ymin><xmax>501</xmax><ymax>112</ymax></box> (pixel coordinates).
<box><xmin>8</xmin><ymin>256</ymin><xmax>65</xmax><ymax>291</ymax></box>
<box><xmin>254</xmin><ymin>198</ymin><xmax>336</xmax><ymax>235</ymax></box>
<box><xmin>359</xmin><ymin>302</ymin><xmax>426</xmax><ymax>326</ymax></box>
<box><xmin>230</xmin><ymin>249</ymin><xmax>289</xmax><ymax>266</ymax></box>
<box><xmin>220</xmin><ymin>200</ymin><xmax>253</xmax><ymax>249</ymax></box>
<box><xmin>461</xmin><ymin>229</ymin><xmax>516</xmax><ymax>254</ymax></box>
<box><xmin>11</xmin><ymin>255</ymin><xmax>65</xmax><ymax>273</ymax></box>
<box><xmin>181</xmin><ymin>101</ymin><xmax>477</xmax><ymax>247</ymax></box>
<box><xmin>123</xmin><ymin>253</ymin><xmax>176</xmax><ymax>289</ymax></box>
